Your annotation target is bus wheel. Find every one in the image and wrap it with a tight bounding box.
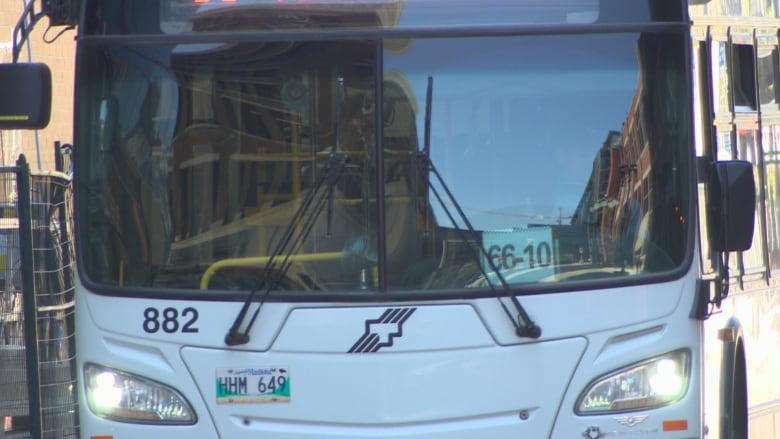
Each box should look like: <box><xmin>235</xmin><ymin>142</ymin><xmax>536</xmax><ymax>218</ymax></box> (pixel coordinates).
<box><xmin>725</xmin><ymin>340</ymin><xmax>748</xmax><ymax>439</ymax></box>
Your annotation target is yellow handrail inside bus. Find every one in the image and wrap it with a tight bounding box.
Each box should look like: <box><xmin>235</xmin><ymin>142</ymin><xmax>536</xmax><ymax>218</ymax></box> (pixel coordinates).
<box><xmin>200</xmin><ymin>251</ymin><xmax>342</xmax><ymax>289</ymax></box>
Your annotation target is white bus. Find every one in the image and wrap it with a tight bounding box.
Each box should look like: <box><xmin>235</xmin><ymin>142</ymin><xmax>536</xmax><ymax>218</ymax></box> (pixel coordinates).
<box><xmin>2</xmin><ymin>0</ymin><xmax>777</xmax><ymax>437</ymax></box>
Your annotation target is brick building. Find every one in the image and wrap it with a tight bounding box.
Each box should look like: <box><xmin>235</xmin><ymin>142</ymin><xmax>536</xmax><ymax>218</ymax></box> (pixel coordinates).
<box><xmin>0</xmin><ymin>4</ymin><xmax>75</xmax><ymax>171</ymax></box>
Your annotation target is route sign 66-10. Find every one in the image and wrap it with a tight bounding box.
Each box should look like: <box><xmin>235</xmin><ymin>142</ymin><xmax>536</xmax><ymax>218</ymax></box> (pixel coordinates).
<box><xmin>481</xmin><ymin>228</ymin><xmax>556</xmax><ymax>282</ymax></box>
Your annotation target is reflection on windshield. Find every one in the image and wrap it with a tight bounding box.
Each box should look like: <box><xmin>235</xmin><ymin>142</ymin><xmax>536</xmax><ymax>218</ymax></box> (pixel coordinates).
<box><xmin>78</xmin><ymin>30</ymin><xmax>690</xmax><ymax>293</ymax></box>
<box><xmin>159</xmin><ymin>0</ymin><xmax>600</xmax><ymax>34</ymax></box>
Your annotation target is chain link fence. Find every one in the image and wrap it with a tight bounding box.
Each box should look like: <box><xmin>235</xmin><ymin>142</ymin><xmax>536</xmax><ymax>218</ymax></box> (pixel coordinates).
<box><xmin>0</xmin><ymin>170</ymin><xmax>26</xmax><ymax>436</ymax></box>
<box><xmin>0</xmin><ymin>153</ymin><xmax>77</xmax><ymax>439</ymax></box>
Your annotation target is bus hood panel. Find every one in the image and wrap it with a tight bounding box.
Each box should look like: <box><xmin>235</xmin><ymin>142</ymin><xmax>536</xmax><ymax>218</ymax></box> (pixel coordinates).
<box><xmin>180</xmin><ymin>304</ymin><xmax>587</xmax><ymax>438</ymax></box>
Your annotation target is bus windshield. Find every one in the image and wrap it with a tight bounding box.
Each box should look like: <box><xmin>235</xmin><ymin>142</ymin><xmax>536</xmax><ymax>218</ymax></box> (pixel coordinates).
<box><xmin>76</xmin><ymin>0</ymin><xmax>692</xmax><ymax>294</ymax></box>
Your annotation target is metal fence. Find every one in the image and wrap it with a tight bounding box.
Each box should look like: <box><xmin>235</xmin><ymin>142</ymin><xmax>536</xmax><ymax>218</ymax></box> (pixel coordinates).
<box><xmin>0</xmin><ymin>176</ymin><xmax>26</xmax><ymax>437</ymax></box>
<box><xmin>0</xmin><ymin>153</ymin><xmax>77</xmax><ymax>439</ymax></box>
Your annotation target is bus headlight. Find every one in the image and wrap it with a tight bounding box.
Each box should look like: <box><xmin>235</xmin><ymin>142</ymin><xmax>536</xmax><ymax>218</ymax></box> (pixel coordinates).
<box><xmin>85</xmin><ymin>363</ymin><xmax>196</xmax><ymax>424</ymax></box>
<box><xmin>575</xmin><ymin>349</ymin><xmax>690</xmax><ymax>414</ymax></box>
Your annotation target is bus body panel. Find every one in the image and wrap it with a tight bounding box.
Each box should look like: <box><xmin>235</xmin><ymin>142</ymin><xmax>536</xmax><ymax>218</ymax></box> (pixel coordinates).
<box><xmin>81</xmin><ymin>281</ymin><xmax>687</xmax><ymax>349</ymax></box>
<box><xmin>180</xmin><ymin>339</ymin><xmax>586</xmax><ymax>436</ymax></box>
<box><xmin>76</xmin><ymin>272</ymin><xmax>704</xmax><ymax>438</ymax></box>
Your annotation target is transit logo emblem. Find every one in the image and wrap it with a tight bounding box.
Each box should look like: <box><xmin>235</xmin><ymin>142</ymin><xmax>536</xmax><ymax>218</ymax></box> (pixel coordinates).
<box><xmin>348</xmin><ymin>307</ymin><xmax>416</xmax><ymax>353</ymax></box>
<box><xmin>614</xmin><ymin>414</ymin><xmax>649</xmax><ymax>428</ymax></box>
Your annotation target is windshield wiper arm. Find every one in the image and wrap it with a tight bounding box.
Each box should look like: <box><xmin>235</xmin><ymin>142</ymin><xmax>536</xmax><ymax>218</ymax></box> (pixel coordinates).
<box><xmin>225</xmin><ymin>79</ymin><xmax>350</xmax><ymax>346</ymax></box>
<box><xmin>414</xmin><ymin>76</ymin><xmax>541</xmax><ymax>339</ymax></box>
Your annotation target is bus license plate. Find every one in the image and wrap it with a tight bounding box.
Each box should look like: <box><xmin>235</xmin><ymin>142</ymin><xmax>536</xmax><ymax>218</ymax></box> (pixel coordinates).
<box><xmin>216</xmin><ymin>367</ymin><xmax>290</xmax><ymax>404</ymax></box>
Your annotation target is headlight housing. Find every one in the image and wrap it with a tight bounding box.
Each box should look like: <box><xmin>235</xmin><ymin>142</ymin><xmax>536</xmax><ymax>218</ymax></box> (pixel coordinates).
<box><xmin>84</xmin><ymin>363</ymin><xmax>196</xmax><ymax>424</ymax></box>
<box><xmin>576</xmin><ymin>349</ymin><xmax>690</xmax><ymax>414</ymax></box>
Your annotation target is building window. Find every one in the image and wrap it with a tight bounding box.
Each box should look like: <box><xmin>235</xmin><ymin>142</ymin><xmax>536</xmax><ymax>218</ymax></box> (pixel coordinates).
<box><xmin>732</xmin><ymin>43</ymin><xmax>757</xmax><ymax>111</ymax></box>
<box><xmin>716</xmin><ymin>129</ymin><xmax>734</xmax><ymax>160</ymax></box>
<box><xmin>737</xmin><ymin>129</ymin><xmax>766</xmax><ymax>273</ymax></box>
<box><xmin>763</xmin><ymin>125</ymin><xmax>780</xmax><ymax>271</ymax></box>
<box><xmin>757</xmin><ymin>46</ymin><xmax>780</xmax><ymax>109</ymax></box>
<box><xmin>712</xmin><ymin>41</ymin><xmax>731</xmax><ymax>115</ymax></box>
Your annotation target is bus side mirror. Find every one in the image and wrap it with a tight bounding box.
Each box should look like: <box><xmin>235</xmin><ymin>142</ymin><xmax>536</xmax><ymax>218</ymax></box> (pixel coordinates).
<box><xmin>706</xmin><ymin>160</ymin><xmax>755</xmax><ymax>252</ymax></box>
<box><xmin>0</xmin><ymin>63</ymin><xmax>52</xmax><ymax>130</ymax></box>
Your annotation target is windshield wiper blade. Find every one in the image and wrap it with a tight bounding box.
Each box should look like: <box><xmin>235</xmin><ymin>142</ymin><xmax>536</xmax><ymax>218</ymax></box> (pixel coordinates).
<box><xmin>414</xmin><ymin>76</ymin><xmax>541</xmax><ymax>339</ymax></box>
<box><xmin>225</xmin><ymin>78</ymin><xmax>350</xmax><ymax>346</ymax></box>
